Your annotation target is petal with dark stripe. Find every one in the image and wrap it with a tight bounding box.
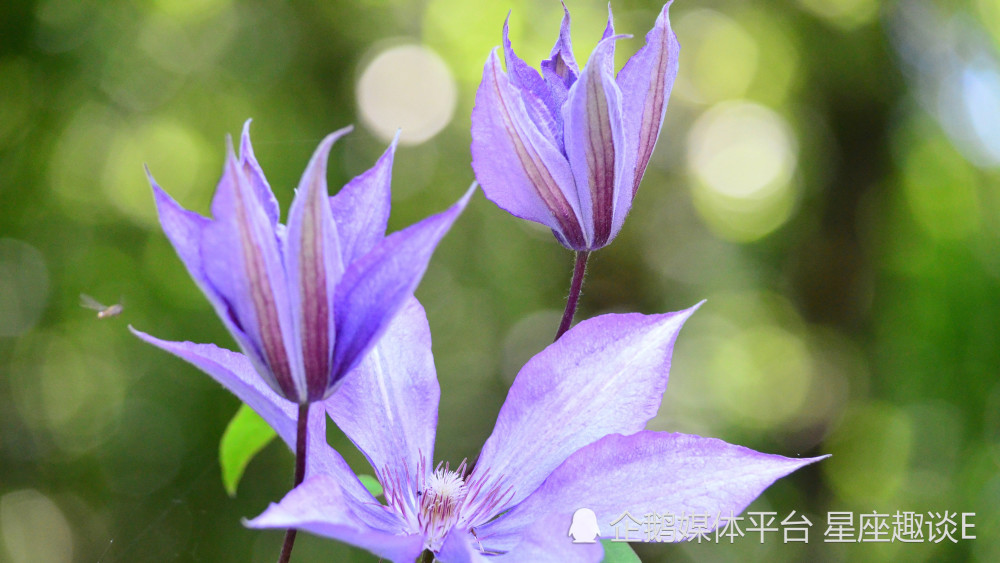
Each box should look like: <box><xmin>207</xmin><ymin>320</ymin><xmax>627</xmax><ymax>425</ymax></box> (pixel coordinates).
<box><xmin>147</xmin><ymin>173</ymin><xmax>271</xmax><ymax>378</ymax></box>
<box><xmin>562</xmin><ymin>35</ymin><xmax>628</xmax><ymax>249</ymax></box>
<box><xmin>330</xmin><ymin>184</ymin><xmax>475</xmax><ymax>393</ymax></box>
<box><xmin>617</xmin><ymin>1</ymin><xmax>680</xmax><ymax>211</ymax></box>
<box><xmin>202</xmin><ymin>142</ymin><xmax>298</xmax><ymax>400</ymax></box>
<box><xmin>285</xmin><ymin>128</ymin><xmax>350</xmax><ymax>401</ymax></box>
<box><xmin>471</xmin><ymin>50</ymin><xmax>586</xmax><ymax>248</ymax></box>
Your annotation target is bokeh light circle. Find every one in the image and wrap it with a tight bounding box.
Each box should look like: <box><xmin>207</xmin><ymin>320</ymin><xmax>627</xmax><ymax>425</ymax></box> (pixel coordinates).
<box><xmin>687</xmin><ymin>101</ymin><xmax>799</xmax><ymax>242</ymax></box>
<box><xmin>0</xmin><ymin>239</ymin><xmax>50</xmax><ymax>338</ymax></box>
<box><xmin>356</xmin><ymin>43</ymin><xmax>457</xmax><ymax>145</ymax></box>
<box><xmin>0</xmin><ymin>490</ymin><xmax>74</xmax><ymax>563</ymax></box>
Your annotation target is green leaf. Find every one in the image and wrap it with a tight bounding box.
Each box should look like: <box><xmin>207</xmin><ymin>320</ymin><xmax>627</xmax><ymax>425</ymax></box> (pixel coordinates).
<box><xmin>357</xmin><ymin>474</ymin><xmax>383</xmax><ymax>498</ymax></box>
<box><xmin>219</xmin><ymin>403</ymin><xmax>278</xmax><ymax>497</ymax></box>
<box><xmin>601</xmin><ymin>539</ymin><xmax>641</xmax><ymax>563</ymax></box>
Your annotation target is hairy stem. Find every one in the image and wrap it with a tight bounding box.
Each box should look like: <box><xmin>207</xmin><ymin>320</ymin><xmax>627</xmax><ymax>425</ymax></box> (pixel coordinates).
<box><xmin>277</xmin><ymin>403</ymin><xmax>309</xmax><ymax>563</ymax></box>
<box><xmin>554</xmin><ymin>250</ymin><xmax>590</xmax><ymax>341</ymax></box>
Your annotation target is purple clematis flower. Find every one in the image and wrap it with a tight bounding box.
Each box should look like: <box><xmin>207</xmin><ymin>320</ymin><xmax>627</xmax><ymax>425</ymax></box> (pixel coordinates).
<box><xmin>471</xmin><ymin>1</ymin><xmax>680</xmax><ymax>251</ymax></box>
<box><xmin>132</xmin><ymin>121</ymin><xmax>473</xmax><ymax>404</ymax></box>
<box><xmin>238</xmin><ymin>303</ymin><xmax>826</xmax><ymax>562</ymax></box>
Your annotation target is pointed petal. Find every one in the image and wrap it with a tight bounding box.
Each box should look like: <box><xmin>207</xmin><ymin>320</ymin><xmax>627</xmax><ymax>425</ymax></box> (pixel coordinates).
<box><xmin>147</xmin><ymin>174</ymin><xmax>272</xmax><ymax>382</ymax></box>
<box><xmin>238</xmin><ymin>120</ymin><xmax>280</xmax><ymax>227</ymax></box>
<box><xmin>285</xmin><ymin>128</ymin><xmax>351</xmax><ymax>401</ymax></box>
<box><xmin>617</xmin><ymin>1</ymin><xmax>680</xmax><ymax>206</ymax></box>
<box><xmin>563</xmin><ymin>34</ymin><xmax>629</xmax><ymax>249</ymax></box>
<box><xmin>247</xmin><ymin>474</ymin><xmax>424</xmax><ymax>563</ymax></box>
<box><xmin>480</xmin><ymin>431</ymin><xmax>828</xmax><ymax>546</ymax></box>
<box><xmin>501</xmin><ymin>13</ymin><xmax>546</xmax><ymax>97</ymax></box>
<box><xmin>325</xmin><ymin>298</ymin><xmax>439</xmax><ymax>499</ymax></box>
<box><xmin>601</xmin><ymin>3</ymin><xmax>615</xmax><ymax>41</ymax></box>
<box><xmin>502</xmin><ymin>15</ymin><xmax>561</xmax><ymax>141</ymax></box>
<box><xmin>130</xmin><ymin>328</ymin><xmax>298</xmax><ymax>443</ymax></box>
<box><xmin>471</xmin><ymin>51</ymin><xmax>586</xmax><ymax>248</ymax></box>
<box><xmin>330</xmin><ymin>185</ymin><xmax>474</xmax><ymax>390</ymax></box>
<box><xmin>202</xmin><ymin>142</ymin><xmax>299</xmax><ymax>400</ymax></box>
<box><xmin>330</xmin><ymin>133</ymin><xmax>396</xmax><ymax>266</ymax></box>
<box><xmin>541</xmin><ymin>1</ymin><xmax>580</xmax><ymax>99</ymax></box>
<box><xmin>147</xmin><ymin>172</ymin><xmax>211</xmax><ymax>285</ymax></box>
<box><xmin>469</xmin><ymin>305</ymin><xmax>700</xmax><ymax>514</ymax></box>
<box><xmin>490</xmin><ymin>513</ymin><xmax>603</xmax><ymax>563</ymax></box>
<box><xmin>129</xmin><ymin>328</ymin><xmax>395</xmax><ymax>528</ymax></box>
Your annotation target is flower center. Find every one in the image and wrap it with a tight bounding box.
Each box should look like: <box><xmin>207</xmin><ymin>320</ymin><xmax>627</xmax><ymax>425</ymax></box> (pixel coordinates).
<box><xmin>418</xmin><ymin>461</ymin><xmax>468</xmax><ymax>550</ymax></box>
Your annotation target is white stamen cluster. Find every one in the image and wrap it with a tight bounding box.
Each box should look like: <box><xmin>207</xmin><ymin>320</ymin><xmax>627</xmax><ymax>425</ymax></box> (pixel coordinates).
<box><xmin>377</xmin><ymin>454</ymin><xmax>518</xmax><ymax>555</ymax></box>
<box><xmin>418</xmin><ymin>461</ymin><xmax>469</xmax><ymax>550</ymax></box>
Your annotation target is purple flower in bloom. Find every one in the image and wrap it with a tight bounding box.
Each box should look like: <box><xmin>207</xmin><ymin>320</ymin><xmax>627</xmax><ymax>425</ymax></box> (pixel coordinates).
<box><xmin>471</xmin><ymin>2</ymin><xmax>680</xmax><ymax>251</ymax></box>
<box><xmin>132</xmin><ymin>121</ymin><xmax>472</xmax><ymax>404</ymax></box>
<box><xmin>237</xmin><ymin>303</ymin><xmax>826</xmax><ymax>561</ymax></box>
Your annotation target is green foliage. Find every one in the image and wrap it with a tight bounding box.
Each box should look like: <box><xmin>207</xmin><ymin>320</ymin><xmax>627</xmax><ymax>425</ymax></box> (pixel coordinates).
<box><xmin>2</xmin><ymin>1</ymin><xmax>996</xmax><ymax>560</ymax></box>
<box><xmin>601</xmin><ymin>540</ymin><xmax>642</xmax><ymax>563</ymax></box>
<box><xmin>219</xmin><ymin>403</ymin><xmax>277</xmax><ymax>497</ymax></box>
<box><xmin>357</xmin><ymin>474</ymin><xmax>383</xmax><ymax>498</ymax></box>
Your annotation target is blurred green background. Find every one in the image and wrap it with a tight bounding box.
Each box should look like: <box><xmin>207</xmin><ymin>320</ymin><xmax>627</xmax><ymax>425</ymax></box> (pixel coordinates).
<box><xmin>1</xmin><ymin>0</ymin><xmax>998</xmax><ymax>561</ymax></box>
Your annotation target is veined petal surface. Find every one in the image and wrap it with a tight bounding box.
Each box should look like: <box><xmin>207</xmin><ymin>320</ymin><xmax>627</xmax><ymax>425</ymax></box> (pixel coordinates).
<box><xmin>330</xmin><ymin>133</ymin><xmax>396</xmax><ymax>266</ymax></box>
<box><xmin>284</xmin><ymin>128</ymin><xmax>350</xmax><ymax>400</ymax></box>
<box><xmin>471</xmin><ymin>51</ymin><xmax>585</xmax><ymax>248</ymax></box>
<box><xmin>562</xmin><ymin>34</ymin><xmax>629</xmax><ymax>248</ymax></box>
<box><xmin>469</xmin><ymin>306</ymin><xmax>699</xmax><ymax>513</ymax></box>
<box><xmin>480</xmin><ymin>431</ymin><xmax>828</xmax><ymax>547</ymax></box>
<box><xmin>330</xmin><ymin>185</ymin><xmax>475</xmax><ymax>389</ymax></box>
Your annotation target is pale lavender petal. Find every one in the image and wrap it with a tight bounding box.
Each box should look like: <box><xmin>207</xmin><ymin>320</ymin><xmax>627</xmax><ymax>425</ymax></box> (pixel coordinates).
<box><xmin>202</xmin><ymin>143</ymin><xmax>300</xmax><ymax>400</ymax></box>
<box><xmin>540</xmin><ymin>1</ymin><xmax>580</xmax><ymax>102</ymax></box>
<box><xmin>480</xmin><ymin>431</ymin><xmax>828</xmax><ymax>546</ymax></box>
<box><xmin>616</xmin><ymin>1</ymin><xmax>680</xmax><ymax>208</ymax></box>
<box><xmin>490</xmin><ymin>513</ymin><xmax>603</xmax><ymax>563</ymax></box>
<box><xmin>285</xmin><ymin>128</ymin><xmax>350</xmax><ymax>401</ymax></box>
<box><xmin>601</xmin><ymin>3</ymin><xmax>615</xmax><ymax>41</ymax></box>
<box><xmin>325</xmin><ymin>298</ymin><xmax>439</xmax><ymax>499</ymax></box>
<box><xmin>471</xmin><ymin>51</ymin><xmax>586</xmax><ymax>248</ymax></box>
<box><xmin>238</xmin><ymin>120</ymin><xmax>280</xmax><ymax>227</ymax></box>
<box><xmin>147</xmin><ymin>175</ymin><xmax>278</xmax><ymax>390</ymax></box>
<box><xmin>437</xmin><ymin>529</ymin><xmax>488</xmax><ymax>563</ymax></box>
<box><xmin>469</xmin><ymin>305</ymin><xmax>700</xmax><ymax>514</ymax></box>
<box><xmin>562</xmin><ymin>34</ymin><xmax>629</xmax><ymax>249</ymax></box>
<box><xmin>147</xmin><ymin>177</ymin><xmax>223</xmax><ymax>315</ymax></box>
<box><xmin>502</xmin><ymin>15</ymin><xmax>561</xmax><ymax>142</ymax></box>
<box><xmin>247</xmin><ymin>474</ymin><xmax>424</xmax><ymax>563</ymax></box>
<box><xmin>330</xmin><ymin>134</ymin><xmax>396</xmax><ymax>266</ymax></box>
<box><xmin>331</xmin><ymin>185</ymin><xmax>474</xmax><ymax>387</ymax></box>
<box><xmin>128</xmin><ymin>329</ymin><xmax>395</xmax><ymax>528</ymax></box>
<box><xmin>147</xmin><ymin>172</ymin><xmax>210</xmax><ymax>288</ymax></box>
<box><xmin>130</xmin><ymin>328</ymin><xmax>297</xmax><ymax>443</ymax></box>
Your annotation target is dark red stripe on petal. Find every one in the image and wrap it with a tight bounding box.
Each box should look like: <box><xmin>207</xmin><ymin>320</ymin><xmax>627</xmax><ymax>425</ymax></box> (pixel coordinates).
<box><xmin>583</xmin><ymin>72</ymin><xmax>616</xmax><ymax>247</ymax></box>
<box><xmin>490</xmin><ymin>63</ymin><xmax>586</xmax><ymax>248</ymax></box>
<box><xmin>299</xmin><ymin>173</ymin><xmax>331</xmax><ymax>402</ymax></box>
<box><xmin>231</xmin><ymin>161</ymin><xmax>296</xmax><ymax>399</ymax></box>
<box><xmin>632</xmin><ymin>23</ymin><xmax>671</xmax><ymax>198</ymax></box>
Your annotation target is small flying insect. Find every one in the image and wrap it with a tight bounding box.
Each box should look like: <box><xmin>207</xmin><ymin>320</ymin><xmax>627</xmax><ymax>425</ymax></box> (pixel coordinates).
<box><xmin>80</xmin><ymin>294</ymin><xmax>124</xmax><ymax>319</ymax></box>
